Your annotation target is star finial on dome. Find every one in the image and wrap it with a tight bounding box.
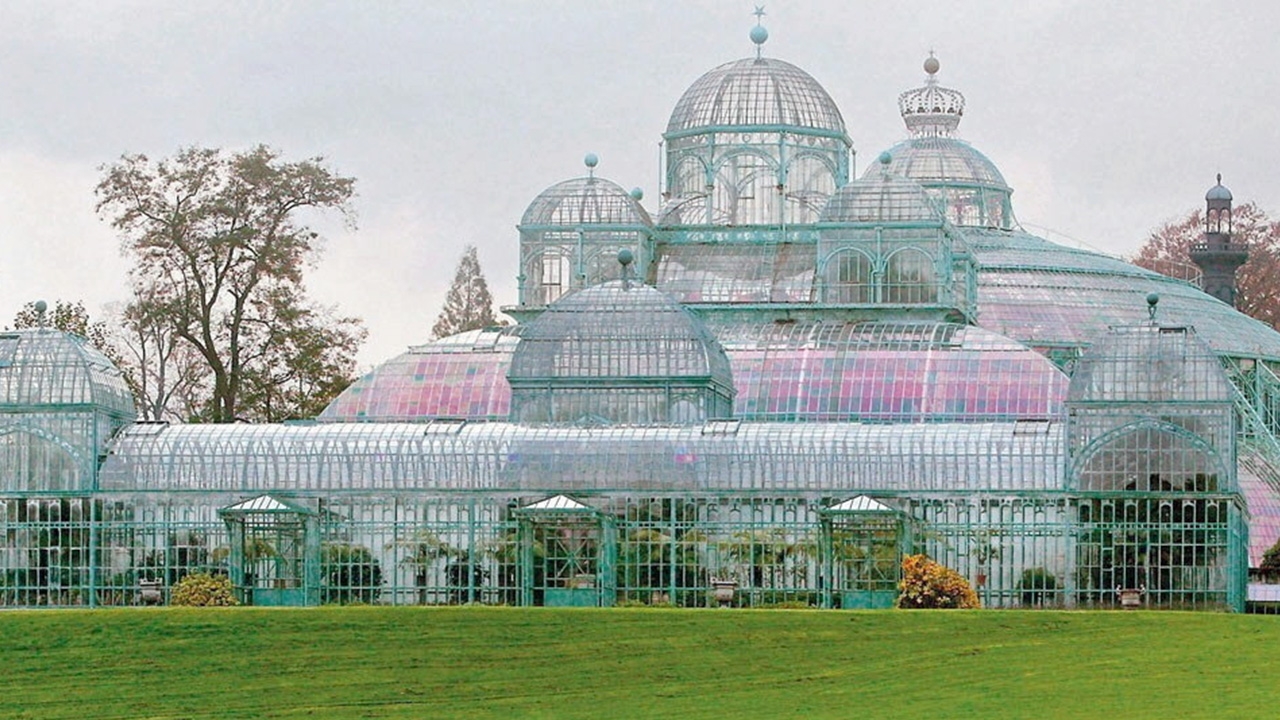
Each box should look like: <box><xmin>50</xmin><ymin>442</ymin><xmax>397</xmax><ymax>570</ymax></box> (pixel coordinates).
<box><xmin>750</xmin><ymin>6</ymin><xmax>768</xmax><ymax>59</ymax></box>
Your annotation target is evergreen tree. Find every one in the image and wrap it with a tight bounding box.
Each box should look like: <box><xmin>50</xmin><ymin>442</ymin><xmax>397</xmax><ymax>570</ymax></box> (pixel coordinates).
<box><xmin>432</xmin><ymin>245</ymin><xmax>498</xmax><ymax>338</ymax></box>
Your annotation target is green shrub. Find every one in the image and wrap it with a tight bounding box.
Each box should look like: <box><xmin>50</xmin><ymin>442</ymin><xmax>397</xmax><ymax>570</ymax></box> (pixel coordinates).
<box><xmin>323</xmin><ymin>544</ymin><xmax>383</xmax><ymax>605</ymax></box>
<box><xmin>1261</xmin><ymin>538</ymin><xmax>1280</xmax><ymax>573</ymax></box>
<box><xmin>170</xmin><ymin>572</ymin><xmax>238</xmax><ymax>607</ymax></box>
<box><xmin>1017</xmin><ymin>567</ymin><xmax>1060</xmax><ymax>606</ymax></box>
<box><xmin>895</xmin><ymin>554</ymin><xmax>979</xmax><ymax>609</ymax></box>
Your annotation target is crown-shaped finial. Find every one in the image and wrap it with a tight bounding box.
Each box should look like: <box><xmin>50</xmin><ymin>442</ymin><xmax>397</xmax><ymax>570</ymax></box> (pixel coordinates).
<box><xmin>897</xmin><ymin>52</ymin><xmax>965</xmax><ymax>138</ymax></box>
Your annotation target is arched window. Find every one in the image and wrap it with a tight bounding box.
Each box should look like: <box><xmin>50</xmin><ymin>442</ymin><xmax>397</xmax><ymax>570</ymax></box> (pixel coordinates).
<box><xmin>884</xmin><ymin>248</ymin><xmax>937</xmax><ymax>304</ymax></box>
<box><xmin>824</xmin><ymin>250</ymin><xmax>875</xmax><ymax>304</ymax></box>
<box><xmin>784</xmin><ymin>154</ymin><xmax>837</xmax><ymax>224</ymax></box>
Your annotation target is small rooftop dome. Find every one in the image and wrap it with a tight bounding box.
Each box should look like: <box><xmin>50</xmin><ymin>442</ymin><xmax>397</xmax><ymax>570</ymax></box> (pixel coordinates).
<box><xmin>0</xmin><ymin>328</ymin><xmax>134</xmax><ymax>415</ymax></box>
<box><xmin>508</xmin><ymin>277</ymin><xmax>734</xmax><ymax>425</ymax></box>
<box><xmin>521</xmin><ymin>175</ymin><xmax>652</xmax><ymax>228</ymax></box>
<box><xmin>665</xmin><ymin>57</ymin><xmax>847</xmax><ymax>139</ymax></box>
<box><xmin>821</xmin><ymin>168</ymin><xmax>945</xmax><ymax>225</ymax></box>
<box><xmin>1206</xmin><ymin>177</ymin><xmax>1232</xmax><ymax>202</ymax></box>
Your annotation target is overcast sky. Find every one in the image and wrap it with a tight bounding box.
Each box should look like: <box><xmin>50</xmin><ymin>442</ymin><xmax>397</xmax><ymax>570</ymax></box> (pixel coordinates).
<box><xmin>2</xmin><ymin>1</ymin><xmax>1278</xmax><ymax>367</ymax></box>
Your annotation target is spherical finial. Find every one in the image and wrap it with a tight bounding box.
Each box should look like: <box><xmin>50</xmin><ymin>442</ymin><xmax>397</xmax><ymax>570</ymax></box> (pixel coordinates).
<box><xmin>583</xmin><ymin>153</ymin><xmax>599</xmax><ymax>169</ymax></box>
<box><xmin>1146</xmin><ymin>293</ymin><xmax>1159</xmax><ymax>320</ymax></box>
<box><xmin>924</xmin><ymin>55</ymin><xmax>940</xmax><ymax>75</ymax></box>
<box><xmin>629</xmin><ymin>187</ymin><xmax>644</xmax><ymax>202</ymax></box>
<box><xmin>878</xmin><ymin>151</ymin><xmax>893</xmax><ymax>166</ymax></box>
<box><xmin>33</xmin><ymin>300</ymin><xmax>47</xmax><ymax>314</ymax></box>
<box><xmin>750</xmin><ymin>24</ymin><xmax>769</xmax><ymax>45</ymax></box>
<box><xmin>617</xmin><ymin>248</ymin><xmax>634</xmax><ymax>267</ymax></box>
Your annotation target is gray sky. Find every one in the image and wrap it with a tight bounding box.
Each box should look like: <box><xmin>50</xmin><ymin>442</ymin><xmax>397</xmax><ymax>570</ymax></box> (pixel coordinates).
<box><xmin>2</xmin><ymin>1</ymin><xmax>1278</xmax><ymax>367</ymax></box>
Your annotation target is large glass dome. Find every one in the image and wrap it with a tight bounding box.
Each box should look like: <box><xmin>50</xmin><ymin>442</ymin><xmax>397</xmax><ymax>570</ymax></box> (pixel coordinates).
<box><xmin>666</xmin><ymin>57</ymin><xmax>846</xmax><ymax>138</ymax></box>
<box><xmin>508</xmin><ymin>279</ymin><xmax>735</xmax><ymax>425</ymax></box>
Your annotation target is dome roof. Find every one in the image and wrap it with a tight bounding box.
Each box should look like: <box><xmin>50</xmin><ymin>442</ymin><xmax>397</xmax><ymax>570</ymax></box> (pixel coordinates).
<box><xmin>873</xmin><ymin>137</ymin><xmax>1010</xmax><ymax>192</ymax></box>
<box><xmin>509</xmin><ymin>281</ymin><xmax>733</xmax><ymax>387</ymax></box>
<box><xmin>521</xmin><ymin>176</ymin><xmax>652</xmax><ymax>227</ymax></box>
<box><xmin>665</xmin><ymin>57</ymin><xmax>847</xmax><ymax>139</ymax></box>
<box><xmin>508</xmin><ymin>279</ymin><xmax>734</xmax><ymax>424</ymax></box>
<box><xmin>820</xmin><ymin>168</ymin><xmax>944</xmax><ymax>225</ymax></box>
<box><xmin>1206</xmin><ymin>181</ymin><xmax>1233</xmax><ymax>202</ymax></box>
<box><xmin>0</xmin><ymin>328</ymin><xmax>134</xmax><ymax>415</ymax></box>
<box><xmin>319</xmin><ymin>327</ymin><xmax>517</xmax><ymax>423</ymax></box>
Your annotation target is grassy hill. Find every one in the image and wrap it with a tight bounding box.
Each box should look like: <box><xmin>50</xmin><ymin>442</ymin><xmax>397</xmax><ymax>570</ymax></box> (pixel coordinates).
<box><xmin>2</xmin><ymin>607</ymin><xmax>1276</xmax><ymax>719</ymax></box>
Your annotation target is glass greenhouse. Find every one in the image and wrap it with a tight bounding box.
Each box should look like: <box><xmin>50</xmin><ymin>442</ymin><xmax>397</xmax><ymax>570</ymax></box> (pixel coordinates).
<box><xmin>2</xmin><ymin>23</ymin><xmax>1278</xmax><ymax>612</ymax></box>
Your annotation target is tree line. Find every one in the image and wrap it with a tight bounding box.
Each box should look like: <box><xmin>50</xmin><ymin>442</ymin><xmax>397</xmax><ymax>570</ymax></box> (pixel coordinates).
<box><xmin>10</xmin><ymin>145</ymin><xmax>498</xmax><ymax>424</ymax></box>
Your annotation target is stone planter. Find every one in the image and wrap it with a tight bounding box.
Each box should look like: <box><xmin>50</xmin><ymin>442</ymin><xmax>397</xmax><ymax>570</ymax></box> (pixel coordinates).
<box><xmin>711</xmin><ymin>579</ymin><xmax>737</xmax><ymax>608</ymax></box>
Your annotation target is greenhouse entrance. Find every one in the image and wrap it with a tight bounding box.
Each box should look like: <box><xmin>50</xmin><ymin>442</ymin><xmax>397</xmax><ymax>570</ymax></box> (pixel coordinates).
<box><xmin>219</xmin><ymin>495</ymin><xmax>320</xmax><ymax>607</ymax></box>
<box><xmin>820</xmin><ymin>497</ymin><xmax>906</xmax><ymax>609</ymax></box>
<box><xmin>516</xmin><ymin>496</ymin><xmax>616</xmax><ymax>607</ymax></box>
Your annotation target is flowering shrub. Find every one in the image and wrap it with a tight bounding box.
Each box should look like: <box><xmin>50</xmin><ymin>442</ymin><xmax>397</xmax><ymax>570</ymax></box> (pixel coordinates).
<box><xmin>895</xmin><ymin>554</ymin><xmax>979</xmax><ymax>609</ymax></box>
<box><xmin>170</xmin><ymin>572</ymin><xmax>239</xmax><ymax>607</ymax></box>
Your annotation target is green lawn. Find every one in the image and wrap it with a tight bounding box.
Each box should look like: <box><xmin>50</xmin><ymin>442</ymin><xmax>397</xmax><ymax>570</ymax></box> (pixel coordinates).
<box><xmin>1</xmin><ymin>607</ymin><xmax>1276</xmax><ymax>719</ymax></box>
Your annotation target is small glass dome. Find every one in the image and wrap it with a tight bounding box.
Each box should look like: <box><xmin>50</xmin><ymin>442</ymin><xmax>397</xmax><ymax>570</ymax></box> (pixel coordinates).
<box><xmin>518</xmin><ymin>171</ymin><xmax>654</xmax><ymax>308</ymax></box>
<box><xmin>0</xmin><ymin>328</ymin><xmax>136</xmax><ymax>493</ymax></box>
<box><xmin>521</xmin><ymin>176</ymin><xmax>653</xmax><ymax>227</ymax></box>
<box><xmin>666</xmin><ymin>57</ymin><xmax>846</xmax><ymax>137</ymax></box>
<box><xmin>820</xmin><ymin>172</ymin><xmax>945</xmax><ymax>225</ymax></box>
<box><xmin>872</xmin><ymin>137</ymin><xmax>1014</xmax><ymax>229</ymax></box>
<box><xmin>508</xmin><ymin>280</ymin><xmax>734</xmax><ymax>425</ymax></box>
<box><xmin>0</xmin><ymin>328</ymin><xmax>134</xmax><ymax>415</ymax></box>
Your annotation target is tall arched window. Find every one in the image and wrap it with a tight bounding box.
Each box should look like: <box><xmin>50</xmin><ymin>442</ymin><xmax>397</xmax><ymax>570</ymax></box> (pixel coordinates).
<box><xmin>885</xmin><ymin>248</ymin><xmax>937</xmax><ymax>304</ymax></box>
<box><xmin>824</xmin><ymin>250</ymin><xmax>875</xmax><ymax>303</ymax></box>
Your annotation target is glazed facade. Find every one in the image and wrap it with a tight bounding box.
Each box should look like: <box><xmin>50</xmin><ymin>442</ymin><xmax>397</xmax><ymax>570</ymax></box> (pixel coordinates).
<box><xmin>2</xmin><ymin>27</ymin><xmax>1277</xmax><ymax>611</ymax></box>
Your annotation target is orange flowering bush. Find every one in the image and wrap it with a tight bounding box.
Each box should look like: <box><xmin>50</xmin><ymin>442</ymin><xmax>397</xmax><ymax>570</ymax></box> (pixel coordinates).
<box><xmin>895</xmin><ymin>554</ymin><xmax>979</xmax><ymax>609</ymax></box>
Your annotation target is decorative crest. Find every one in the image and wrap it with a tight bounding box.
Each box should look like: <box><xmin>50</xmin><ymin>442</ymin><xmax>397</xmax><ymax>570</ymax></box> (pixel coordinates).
<box><xmin>897</xmin><ymin>53</ymin><xmax>966</xmax><ymax>138</ymax></box>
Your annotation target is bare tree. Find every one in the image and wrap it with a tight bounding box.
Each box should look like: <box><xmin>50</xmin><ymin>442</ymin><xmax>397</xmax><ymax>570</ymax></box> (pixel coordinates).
<box><xmin>96</xmin><ymin>145</ymin><xmax>365</xmax><ymax>422</ymax></box>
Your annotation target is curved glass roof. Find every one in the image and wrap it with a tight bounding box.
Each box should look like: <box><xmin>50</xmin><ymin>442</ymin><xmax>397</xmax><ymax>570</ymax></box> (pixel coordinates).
<box><xmin>0</xmin><ymin>328</ymin><xmax>134</xmax><ymax>415</ymax></box>
<box><xmin>820</xmin><ymin>172</ymin><xmax>944</xmax><ymax>224</ymax></box>
<box><xmin>319</xmin><ymin>328</ymin><xmax>516</xmax><ymax>422</ymax></box>
<box><xmin>713</xmin><ymin>321</ymin><xmax>1067</xmax><ymax>423</ymax></box>
<box><xmin>665</xmin><ymin>57</ymin><xmax>847</xmax><ymax>138</ymax></box>
<box><xmin>509</xmin><ymin>281</ymin><xmax>733</xmax><ymax>390</ymax></box>
<box><xmin>966</xmin><ymin>228</ymin><xmax>1280</xmax><ymax>360</ymax></box>
<box><xmin>873</xmin><ymin>137</ymin><xmax>1010</xmax><ymax>191</ymax></box>
<box><xmin>99</xmin><ymin>420</ymin><xmax>1063</xmax><ymax>494</ymax></box>
<box><xmin>520</xmin><ymin>176</ymin><xmax>652</xmax><ymax>227</ymax></box>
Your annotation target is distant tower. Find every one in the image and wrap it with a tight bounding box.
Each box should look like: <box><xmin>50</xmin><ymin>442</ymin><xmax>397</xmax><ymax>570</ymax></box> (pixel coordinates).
<box><xmin>1189</xmin><ymin>175</ymin><xmax>1248</xmax><ymax>307</ymax></box>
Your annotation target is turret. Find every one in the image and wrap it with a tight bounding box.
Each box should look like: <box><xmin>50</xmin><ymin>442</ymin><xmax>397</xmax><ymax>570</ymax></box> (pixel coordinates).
<box><xmin>1189</xmin><ymin>175</ymin><xmax>1247</xmax><ymax>307</ymax></box>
